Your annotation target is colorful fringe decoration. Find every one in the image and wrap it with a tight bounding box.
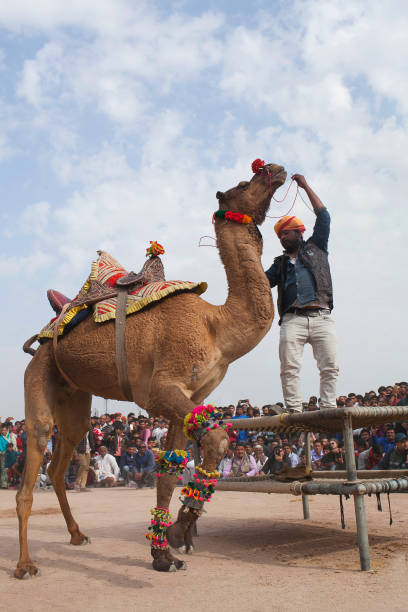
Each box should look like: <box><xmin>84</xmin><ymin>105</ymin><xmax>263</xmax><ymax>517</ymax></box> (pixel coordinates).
<box><xmin>145</xmin><ymin>507</ymin><xmax>172</xmax><ymax>549</ymax></box>
<box><xmin>183</xmin><ymin>405</ymin><xmax>232</xmax><ymax>441</ymax></box>
<box><xmin>181</xmin><ymin>475</ymin><xmax>217</xmax><ymax>509</ymax></box>
<box><xmin>146</xmin><ymin>241</ymin><xmax>165</xmax><ymax>257</ymax></box>
<box><xmin>213</xmin><ymin>210</ymin><xmax>252</xmax><ymax>224</ymax></box>
<box><xmin>155</xmin><ymin>450</ymin><xmax>189</xmax><ymax>480</ymax></box>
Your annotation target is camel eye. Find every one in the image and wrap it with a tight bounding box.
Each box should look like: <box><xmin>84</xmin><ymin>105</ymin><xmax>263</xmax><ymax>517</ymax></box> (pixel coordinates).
<box><xmin>238</xmin><ymin>181</ymin><xmax>249</xmax><ymax>189</ymax></box>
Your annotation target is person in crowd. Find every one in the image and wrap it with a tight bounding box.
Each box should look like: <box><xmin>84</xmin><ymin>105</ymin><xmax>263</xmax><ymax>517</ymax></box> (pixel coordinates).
<box><xmin>65</xmin><ymin>451</ymin><xmax>80</xmax><ymax>490</ymax></box>
<box><xmin>311</xmin><ymin>440</ymin><xmax>324</xmax><ymax>469</ymax></box>
<box><xmin>5</xmin><ymin>442</ymin><xmax>21</xmax><ymax>487</ymax></box>
<box><xmin>265</xmin><ymin>174</ymin><xmax>338</xmax><ymax>414</ymax></box>
<box><xmin>94</xmin><ymin>445</ymin><xmax>120</xmax><ymax>487</ymax></box>
<box><xmin>374</xmin><ymin>434</ymin><xmax>408</xmax><ymax>470</ymax></box>
<box><xmin>319</xmin><ymin>439</ymin><xmax>345</xmax><ymax>471</ymax></box>
<box><xmin>133</xmin><ymin>442</ymin><xmax>155</xmax><ymax>488</ymax></box>
<box><xmin>253</xmin><ymin>444</ymin><xmax>268</xmax><ymax>472</ymax></box>
<box><xmin>152</xmin><ymin>419</ymin><xmax>168</xmax><ymax>448</ymax></box>
<box><xmin>283</xmin><ymin>443</ymin><xmax>300</xmax><ymax>467</ymax></box>
<box><xmin>382</xmin><ymin>428</ymin><xmax>396</xmax><ymax>453</ymax></box>
<box><xmin>357</xmin><ymin>442</ymin><xmax>384</xmax><ymax>470</ymax></box>
<box><xmin>233</xmin><ymin>402</ymin><xmax>250</xmax><ymax>444</ymax></box>
<box><xmin>100</xmin><ymin>413</ymin><xmax>113</xmax><ymax>437</ymax></box>
<box><xmin>74</xmin><ymin>427</ymin><xmax>96</xmax><ymax>492</ymax></box>
<box><xmin>261</xmin><ymin>446</ymin><xmax>291</xmax><ymax>475</ymax></box>
<box><xmin>120</xmin><ymin>445</ymin><xmax>139</xmax><ymax>486</ymax></box>
<box><xmin>138</xmin><ymin>418</ymin><xmax>151</xmax><ymax>444</ymax></box>
<box><xmin>218</xmin><ymin>447</ymin><xmax>234</xmax><ymax>477</ymax></box>
<box><xmin>222</xmin><ymin>444</ymin><xmax>257</xmax><ymax>478</ymax></box>
<box><xmin>0</xmin><ymin>425</ymin><xmax>10</xmax><ymax>488</ymax></box>
<box><xmin>147</xmin><ymin>436</ymin><xmax>160</xmax><ymax>456</ymax></box>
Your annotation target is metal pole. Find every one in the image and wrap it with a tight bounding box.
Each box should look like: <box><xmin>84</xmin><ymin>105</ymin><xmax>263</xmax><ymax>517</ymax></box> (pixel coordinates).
<box><xmin>302</xmin><ymin>431</ymin><xmax>311</xmax><ymax>519</ymax></box>
<box><xmin>343</xmin><ymin>415</ymin><xmax>371</xmax><ymax>571</ymax></box>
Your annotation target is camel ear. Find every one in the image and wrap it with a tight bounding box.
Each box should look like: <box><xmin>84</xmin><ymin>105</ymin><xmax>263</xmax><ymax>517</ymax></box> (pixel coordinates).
<box><xmin>216</xmin><ymin>191</ymin><xmax>224</xmax><ymax>201</ymax></box>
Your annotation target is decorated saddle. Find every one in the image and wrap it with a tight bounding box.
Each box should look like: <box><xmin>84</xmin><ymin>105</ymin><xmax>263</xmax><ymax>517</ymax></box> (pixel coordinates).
<box><xmin>38</xmin><ymin>245</ymin><xmax>207</xmax><ymax>340</ymax></box>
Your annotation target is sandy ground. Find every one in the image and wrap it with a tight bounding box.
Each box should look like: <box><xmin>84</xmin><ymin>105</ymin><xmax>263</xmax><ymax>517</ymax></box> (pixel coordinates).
<box><xmin>1</xmin><ymin>486</ymin><xmax>408</xmax><ymax>612</ymax></box>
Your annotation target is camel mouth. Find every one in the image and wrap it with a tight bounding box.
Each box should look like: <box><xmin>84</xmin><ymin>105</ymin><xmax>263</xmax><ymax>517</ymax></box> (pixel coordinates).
<box><xmin>263</xmin><ymin>165</ymin><xmax>287</xmax><ymax>185</ymax></box>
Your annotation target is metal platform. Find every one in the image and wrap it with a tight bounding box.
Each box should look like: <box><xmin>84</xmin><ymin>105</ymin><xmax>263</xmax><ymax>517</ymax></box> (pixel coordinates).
<box><xmin>217</xmin><ymin>406</ymin><xmax>408</xmax><ymax>571</ymax></box>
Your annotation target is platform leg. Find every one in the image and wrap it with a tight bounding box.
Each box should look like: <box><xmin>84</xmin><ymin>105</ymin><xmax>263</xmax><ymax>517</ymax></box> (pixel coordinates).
<box><xmin>343</xmin><ymin>415</ymin><xmax>371</xmax><ymax>571</ymax></box>
<box><xmin>354</xmin><ymin>495</ymin><xmax>371</xmax><ymax>571</ymax></box>
<box><xmin>302</xmin><ymin>432</ymin><xmax>311</xmax><ymax>519</ymax></box>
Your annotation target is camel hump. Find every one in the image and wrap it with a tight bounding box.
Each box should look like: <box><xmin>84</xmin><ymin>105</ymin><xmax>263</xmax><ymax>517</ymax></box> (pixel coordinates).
<box><xmin>47</xmin><ymin>289</ymin><xmax>72</xmax><ymax>314</ymax></box>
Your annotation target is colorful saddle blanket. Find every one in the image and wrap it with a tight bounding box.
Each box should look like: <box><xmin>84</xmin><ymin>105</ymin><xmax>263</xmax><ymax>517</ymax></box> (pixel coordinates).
<box><xmin>38</xmin><ymin>251</ymin><xmax>207</xmax><ymax>339</ymax></box>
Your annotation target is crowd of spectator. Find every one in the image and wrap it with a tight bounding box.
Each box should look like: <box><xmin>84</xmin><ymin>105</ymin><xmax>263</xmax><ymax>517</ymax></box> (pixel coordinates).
<box><xmin>1</xmin><ymin>380</ymin><xmax>407</xmax><ymax>490</ymax></box>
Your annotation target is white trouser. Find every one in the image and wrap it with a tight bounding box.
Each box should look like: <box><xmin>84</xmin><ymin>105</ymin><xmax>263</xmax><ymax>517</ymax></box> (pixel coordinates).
<box><xmin>279</xmin><ymin>311</ymin><xmax>339</xmax><ymax>412</ymax></box>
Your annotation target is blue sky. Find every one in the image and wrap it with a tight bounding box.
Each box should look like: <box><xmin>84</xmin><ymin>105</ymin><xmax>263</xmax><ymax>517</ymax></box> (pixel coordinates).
<box><xmin>1</xmin><ymin>0</ymin><xmax>407</xmax><ymax>418</ymax></box>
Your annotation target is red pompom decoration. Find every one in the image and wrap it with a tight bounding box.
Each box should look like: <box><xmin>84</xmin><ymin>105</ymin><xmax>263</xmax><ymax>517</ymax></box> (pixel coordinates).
<box><xmin>251</xmin><ymin>158</ymin><xmax>265</xmax><ymax>174</ymax></box>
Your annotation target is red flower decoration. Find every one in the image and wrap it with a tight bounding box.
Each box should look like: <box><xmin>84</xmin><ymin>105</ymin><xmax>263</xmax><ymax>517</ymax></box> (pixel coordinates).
<box><xmin>225</xmin><ymin>211</ymin><xmax>245</xmax><ymax>223</ymax></box>
<box><xmin>251</xmin><ymin>158</ymin><xmax>265</xmax><ymax>174</ymax></box>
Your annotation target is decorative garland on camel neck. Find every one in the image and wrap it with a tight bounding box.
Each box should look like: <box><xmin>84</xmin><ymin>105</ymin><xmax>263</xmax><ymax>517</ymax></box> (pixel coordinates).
<box><xmin>213</xmin><ymin>210</ymin><xmax>252</xmax><ymax>224</ymax></box>
<box><xmin>181</xmin><ymin>404</ymin><xmax>232</xmax><ymax>508</ymax></box>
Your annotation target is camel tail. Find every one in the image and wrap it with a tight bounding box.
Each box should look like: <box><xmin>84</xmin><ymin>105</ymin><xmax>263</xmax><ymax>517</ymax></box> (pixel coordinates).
<box><xmin>23</xmin><ymin>334</ymin><xmax>39</xmax><ymax>357</ymax></box>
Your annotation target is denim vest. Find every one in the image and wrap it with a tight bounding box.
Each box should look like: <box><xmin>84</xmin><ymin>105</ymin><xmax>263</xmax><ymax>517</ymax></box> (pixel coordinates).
<box><xmin>269</xmin><ymin>238</ymin><xmax>333</xmax><ymax>323</ymax></box>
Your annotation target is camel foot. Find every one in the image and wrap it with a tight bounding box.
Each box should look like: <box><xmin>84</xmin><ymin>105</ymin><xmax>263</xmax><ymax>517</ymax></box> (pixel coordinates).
<box><xmin>14</xmin><ymin>564</ymin><xmax>41</xmax><ymax>579</ymax></box>
<box><xmin>70</xmin><ymin>533</ymin><xmax>90</xmax><ymax>546</ymax></box>
<box><xmin>165</xmin><ymin>548</ymin><xmax>186</xmax><ymax>570</ymax></box>
<box><xmin>151</xmin><ymin>548</ymin><xmax>187</xmax><ymax>572</ymax></box>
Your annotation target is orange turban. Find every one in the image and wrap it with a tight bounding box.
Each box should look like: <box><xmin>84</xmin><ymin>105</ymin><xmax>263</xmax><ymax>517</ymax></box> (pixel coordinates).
<box><xmin>274</xmin><ymin>215</ymin><xmax>305</xmax><ymax>238</ymax></box>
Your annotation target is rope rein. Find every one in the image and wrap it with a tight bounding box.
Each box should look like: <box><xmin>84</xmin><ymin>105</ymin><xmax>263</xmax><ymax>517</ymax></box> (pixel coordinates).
<box><xmin>199</xmin><ymin>175</ymin><xmax>314</xmax><ymax>247</ymax></box>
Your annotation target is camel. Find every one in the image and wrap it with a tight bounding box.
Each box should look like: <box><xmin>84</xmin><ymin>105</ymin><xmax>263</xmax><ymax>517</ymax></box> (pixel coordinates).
<box><xmin>14</xmin><ymin>162</ymin><xmax>287</xmax><ymax>578</ymax></box>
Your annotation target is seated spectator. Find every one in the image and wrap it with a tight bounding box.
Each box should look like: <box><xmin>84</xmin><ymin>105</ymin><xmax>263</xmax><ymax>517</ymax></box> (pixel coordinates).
<box><xmin>94</xmin><ymin>445</ymin><xmax>120</xmax><ymax>487</ymax></box>
<box><xmin>253</xmin><ymin>444</ymin><xmax>268</xmax><ymax>472</ymax></box>
<box><xmin>134</xmin><ymin>442</ymin><xmax>155</xmax><ymax>488</ymax></box>
<box><xmin>357</xmin><ymin>442</ymin><xmax>384</xmax><ymax>470</ymax></box>
<box><xmin>120</xmin><ymin>445</ymin><xmax>139</xmax><ymax>486</ymax></box>
<box><xmin>5</xmin><ymin>443</ymin><xmax>21</xmax><ymax>487</ymax></box>
<box><xmin>261</xmin><ymin>446</ymin><xmax>291</xmax><ymax>475</ymax></box>
<box><xmin>374</xmin><ymin>434</ymin><xmax>408</xmax><ymax>470</ymax></box>
<box><xmin>222</xmin><ymin>444</ymin><xmax>257</xmax><ymax>478</ymax></box>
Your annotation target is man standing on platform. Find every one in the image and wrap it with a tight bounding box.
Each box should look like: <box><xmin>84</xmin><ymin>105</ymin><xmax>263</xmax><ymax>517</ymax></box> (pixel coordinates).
<box><xmin>265</xmin><ymin>174</ymin><xmax>338</xmax><ymax>413</ymax></box>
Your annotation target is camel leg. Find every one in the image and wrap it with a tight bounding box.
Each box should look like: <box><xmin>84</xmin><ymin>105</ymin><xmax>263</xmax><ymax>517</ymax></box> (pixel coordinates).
<box><xmin>147</xmin><ymin>383</ymin><xmax>194</xmax><ymax>572</ymax></box>
<box><xmin>15</xmin><ymin>354</ymin><xmax>55</xmax><ymax>579</ymax></box>
<box><xmin>47</xmin><ymin>389</ymin><xmax>92</xmax><ymax>545</ymax></box>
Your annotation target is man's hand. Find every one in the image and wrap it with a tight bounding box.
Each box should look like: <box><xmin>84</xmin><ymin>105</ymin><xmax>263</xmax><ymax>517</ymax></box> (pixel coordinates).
<box><xmin>291</xmin><ymin>174</ymin><xmax>308</xmax><ymax>190</ymax></box>
<box><xmin>291</xmin><ymin>174</ymin><xmax>325</xmax><ymax>213</ymax></box>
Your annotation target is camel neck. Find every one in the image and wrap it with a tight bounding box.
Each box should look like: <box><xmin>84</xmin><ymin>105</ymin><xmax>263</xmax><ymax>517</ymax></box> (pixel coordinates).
<box><xmin>214</xmin><ymin>218</ymin><xmax>273</xmax><ymax>359</ymax></box>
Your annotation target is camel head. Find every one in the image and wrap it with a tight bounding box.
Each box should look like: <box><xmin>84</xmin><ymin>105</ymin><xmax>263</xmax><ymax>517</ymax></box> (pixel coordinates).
<box><xmin>199</xmin><ymin>427</ymin><xmax>230</xmax><ymax>473</ymax></box>
<box><xmin>216</xmin><ymin>163</ymin><xmax>286</xmax><ymax>226</ymax></box>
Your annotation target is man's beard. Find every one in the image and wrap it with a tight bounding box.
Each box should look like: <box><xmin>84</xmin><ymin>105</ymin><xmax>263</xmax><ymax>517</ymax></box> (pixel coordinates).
<box><xmin>281</xmin><ymin>236</ymin><xmax>301</xmax><ymax>252</ymax></box>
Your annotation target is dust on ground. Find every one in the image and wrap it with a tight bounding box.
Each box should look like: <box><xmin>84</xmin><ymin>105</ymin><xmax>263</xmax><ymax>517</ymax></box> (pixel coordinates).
<box><xmin>1</xmin><ymin>487</ymin><xmax>407</xmax><ymax>612</ymax></box>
